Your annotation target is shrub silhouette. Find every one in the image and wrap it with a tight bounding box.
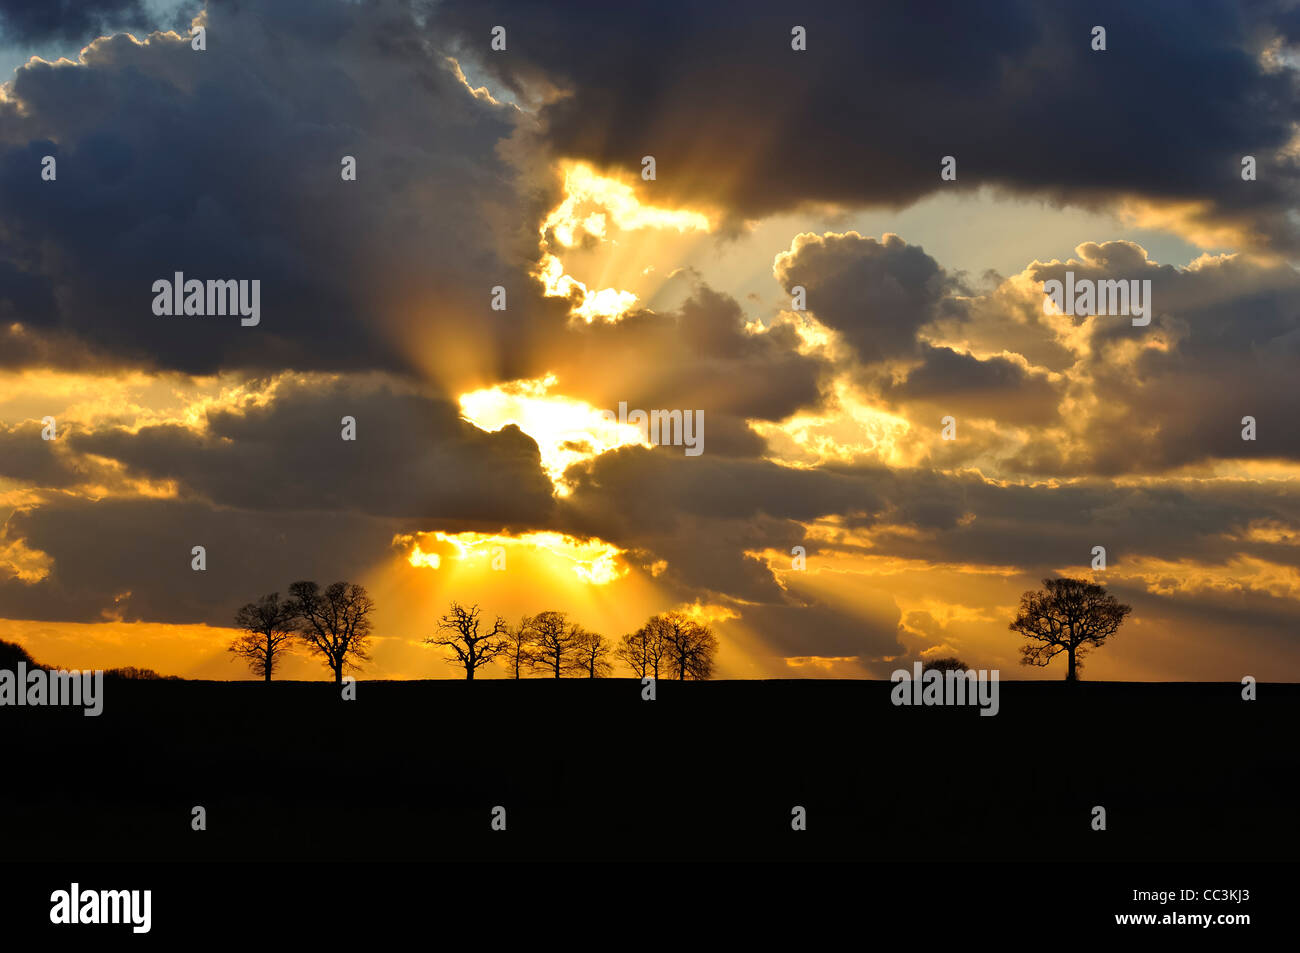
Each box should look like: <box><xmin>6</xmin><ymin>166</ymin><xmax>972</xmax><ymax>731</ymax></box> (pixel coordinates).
<box><xmin>104</xmin><ymin>666</ymin><xmax>178</xmax><ymax>680</ymax></box>
<box><xmin>0</xmin><ymin>638</ymin><xmax>40</xmax><ymax>669</ymax></box>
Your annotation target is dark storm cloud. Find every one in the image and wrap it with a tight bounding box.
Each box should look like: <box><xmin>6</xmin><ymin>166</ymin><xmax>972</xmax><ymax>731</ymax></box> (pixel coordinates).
<box><xmin>0</xmin><ymin>0</ymin><xmax>553</xmax><ymax>378</ymax></box>
<box><xmin>432</xmin><ymin>0</ymin><xmax>1300</xmax><ymax>248</ymax></box>
<box><xmin>0</xmin><ymin>497</ymin><xmax>409</xmax><ymax>624</ymax></box>
<box><xmin>68</xmin><ymin>377</ymin><xmax>558</xmax><ymax>525</ymax></box>
<box><xmin>0</xmin><ymin>0</ymin><xmax>152</xmax><ymax>45</ymax></box>
<box><xmin>866</xmin><ymin>471</ymin><xmax>1300</xmax><ymax>575</ymax></box>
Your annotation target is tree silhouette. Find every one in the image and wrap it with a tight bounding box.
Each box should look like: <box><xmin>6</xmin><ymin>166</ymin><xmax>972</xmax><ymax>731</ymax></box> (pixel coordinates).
<box><xmin>230</xmin><ymin>592</ymin><xmax>299</xmax><ymax>681</ymax></box>
<box><xmin>656</xmin><ymin>611</ymin><xmax>719</xmax><ymax>680</ymax></box>
<box><xmin>288</xmin><ymin>580</ymin><xmax>374</xmax><ymax>685</ymax></box>
<box><xmin>924</xmin><ymin>656</ymin><xmax>969</xmax><ymax>673</ymax></box>
<box><xmin>1010</xmin><ymin>577</ymin><xmax>1132</xmax><ymax>681</ymax></box>
<box><xmin>526</xmin><ymin>610</ymin><xmax>583</xmax><ymax>677</ymax></box>
<box><xmin>499</xmin><ymin>616</ymin><xmax>536</xmax><ymax>679</ymax></box>
<box><xmin>617</xmin><ymin>621</ymin><xmax>669</xmax><ymax>679</ymax></box>
<box><xmin>426</xmin><ymin>602</ymin><xmax>509</xmax><ymax>680</ymax></box>
<box><xmin>572</xmin><ymin>628</ymin><xmax>612</xmax><ymax>677</ymax></box>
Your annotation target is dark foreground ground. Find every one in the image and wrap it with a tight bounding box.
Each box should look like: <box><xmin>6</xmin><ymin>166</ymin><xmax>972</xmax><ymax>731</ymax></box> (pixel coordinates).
<box><xmin>2</xmin><ymin>679</ymin><xmax>1296</xmax><ymax>861</ymax></box>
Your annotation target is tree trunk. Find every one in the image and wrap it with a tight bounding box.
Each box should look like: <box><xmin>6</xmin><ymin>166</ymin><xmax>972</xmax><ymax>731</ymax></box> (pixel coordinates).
<box><xmin>1066</xmin><ymin>647</ymin><xmax>1077</xmax><ymax>681</ymax></box>
<box><xmin>467</xmin><ymin>664</ymin><xmax>475</xmax><ymax>681</ymax></box>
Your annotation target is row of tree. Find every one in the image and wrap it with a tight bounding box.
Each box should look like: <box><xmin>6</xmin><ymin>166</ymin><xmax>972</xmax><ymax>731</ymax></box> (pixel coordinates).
<box><xmin>230</xmin><ymin>584</ymin><xmax>719</xmax><ymax>682</ymax></box>
<box><xmin>428</xmin><ymin>603</ymin><xmax>719</xmax><ymax>680</ymax></box>
<box><xmin>233</xmin><ymin>575</ymin><xmax>1129</xmax><ymax>684</ymax></box>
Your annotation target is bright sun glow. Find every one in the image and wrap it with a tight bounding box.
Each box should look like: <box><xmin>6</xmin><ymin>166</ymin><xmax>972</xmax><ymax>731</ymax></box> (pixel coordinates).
<box><xmin>543</xmin><ymin>162</ymin><xmax>712</xmax><ymax>247</ymax></box>
<box><xmin>533</xmin><ymin>161</ymin><xmax>712</xmax><ymax>323</ymax></box>
<box><xmin>397</xmin><ymin>530</ymin><xmax>627</xmax><ymax>585</ymax></box>
<box><xmin>752</xmin><ymin>375</ymin><xmax>914</xmax><ymax>468</ymax></box>
<box><xmin>459</xmin><ymin>375</ymin><xmax>648</xmax><ymax>493</ymax></box>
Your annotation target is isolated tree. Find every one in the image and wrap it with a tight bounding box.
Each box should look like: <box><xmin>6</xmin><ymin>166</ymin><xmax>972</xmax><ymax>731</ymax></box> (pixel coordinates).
<box><xmin>289</xmin><ymin>580</ymin><xmax>374</xmax><ymax>685</ymax></box>
<box><xmin>526</xmin><ymin>610</ymin><xmax>584</xmax><ymax>677</ymax></box>
<box><xmin>1009</xmin><ymin>577</ymin><xmax>1132</xmax><ymax>681</ymax></box>
<box><xmin>656</xmin><ymin>611</ymin><xmax>719</xmax><ymax>680</ymax></box>
<box><xmin>618</xmin><ymin>621</ymin><xmax>669</xmax><ymax>679</ymax></box>
<box><xmin>230</xmin><ymin>592</ymin><xmax>299</xmax><ymax>681</ymax></box>
<box><xmin>426</xmin><ymin>602</ymin><xmax>509</xmax><ymax>680</ymax></box>
<box><xmin>499</xmin><ymin>616</ymin><xmax>536</xmax><ymax>679</ymax></box>
<box><xmin>572</xmin><ymin>628</ymin><xmax>613</xmax><ymax>678</ymax></box>
<box><xmin>924</xmin><ymin>657</ymin><xmax>969</xmax><ymax>673</ymax></box>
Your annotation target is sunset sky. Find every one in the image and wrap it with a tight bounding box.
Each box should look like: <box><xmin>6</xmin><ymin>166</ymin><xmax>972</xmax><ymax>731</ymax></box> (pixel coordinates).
<box><xmin>2</xmin><ymin>0</ymin><xmax>1299</xmax><ymax>680</ymax></box>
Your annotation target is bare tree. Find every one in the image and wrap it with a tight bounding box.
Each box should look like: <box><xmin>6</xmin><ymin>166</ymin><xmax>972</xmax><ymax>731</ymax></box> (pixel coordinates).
<box><xmin>617</xmin><ymin>621</ymin><xmax>668</xmax><ymax>679</ymax></box>
<box><xmin>657</xmin><ymin>611</ymin><xmax>719</xmax><ymax>680</ymax></box>
<box><xmin>230</xmin><ymin>592</ymin><xmax>299</xmax><ymax>681</ymax></box>
<box><xmin>526</xmin><ymin>610</ymin><xmax>584</xmax><ymax>677</ymax></box>
<box><xmin>426</xmin><ymin>602</ymin><xmax>509</xmax><ymax>680</ymax></box>
<box><xmin>572</xmin><ymin>628</ymin><xmax>613</xmax><ymax>678</ymax></box>
<box><xmin>1010</xmin><ymin>577</ymin><xmax>1132</xmax><ymax>681</ymax></box>
<box><xmin>499</xmin><ymin>616</ymin><xmax>536</xmax><ymax>679</ymax></box>
<box><xmin>288</xmin><ymin>580</ymin><xmax>374</xmax><ymax>685</ymax></box>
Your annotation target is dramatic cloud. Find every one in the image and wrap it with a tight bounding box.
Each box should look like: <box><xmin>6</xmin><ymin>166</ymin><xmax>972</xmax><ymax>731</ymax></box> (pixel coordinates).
<box><xmin>531</xmin><ymin>284</ymin><xmax>828</xmax><ymax>424</ymax></box>
<box><xmin>774</xmin><ymin>232</ymin><xmax>963</xmax><ymax>365</ymax></box>
<box><xmin>1</xmin><ymin>0</ymin><xmax>1297</xmax><ymax>680</ymax></box>
<box><xmin>882</xmin><ymin>346</ymin><xmax>1063</xmax><ymax>427</ymax></box>
<box><xmin>0</xmin><ymin>496</ymin><xmax>408</xmax><ymax>623</ymax></box>
<box><xmin>435</xmin><ymin>0</ymin><xmax>1300</xmax><ymax>249</ymax></box>
<box><xmin>0</xmin><ymin>0</ymin><xmax>154</xmax><ymax>45</ymax></box>
<box><xmin>69</xmin><ymin>375</ymin><xmax>558</xmax><ymax>525</ymax></box>
<box><xmin>0</xmin><ymin>419</ymin><xmax>86</xmax><ymax>487</ymax></box>
<box><xmin>0</xmin><ymin>0</ymin><xmax>553</xmax><ymax>385</ymax></box>
<box><xmin>1014</xmin><ymin>242</ymin><xmax>1300</xmax><ymax>474</ymax></box>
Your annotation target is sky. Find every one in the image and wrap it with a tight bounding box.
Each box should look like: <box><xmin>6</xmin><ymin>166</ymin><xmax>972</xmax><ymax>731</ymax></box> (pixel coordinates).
<box><xmin>1</xmin><ymin>0</ymin><xmax>1299</xmax><ymax>681</ymax></box>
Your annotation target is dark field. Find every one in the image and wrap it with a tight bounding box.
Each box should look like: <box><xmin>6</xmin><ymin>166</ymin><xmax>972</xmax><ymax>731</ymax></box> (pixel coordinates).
<box><xmin>3</xmin><ymin>679</ymin><xmax>1296</xmax><ymax>861</ymax></box>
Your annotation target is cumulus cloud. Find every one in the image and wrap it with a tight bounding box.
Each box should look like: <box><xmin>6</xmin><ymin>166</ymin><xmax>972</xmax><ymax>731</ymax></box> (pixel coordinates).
<box><xmin>775</xmin><ymin>232</ymin><xmax>963</xmax><ymax>365</ymax></box>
